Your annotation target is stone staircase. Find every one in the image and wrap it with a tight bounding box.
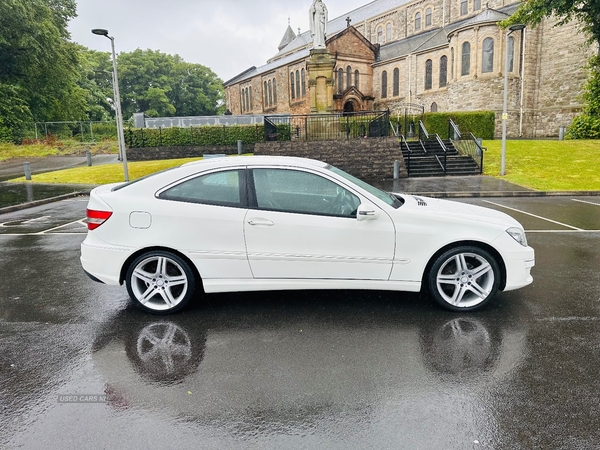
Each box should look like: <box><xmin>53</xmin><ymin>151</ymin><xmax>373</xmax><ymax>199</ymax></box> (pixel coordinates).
<box><xmin>401</xmin><ymin>139</ymin><xmax>481</xmax><ymax>177</ymax></box>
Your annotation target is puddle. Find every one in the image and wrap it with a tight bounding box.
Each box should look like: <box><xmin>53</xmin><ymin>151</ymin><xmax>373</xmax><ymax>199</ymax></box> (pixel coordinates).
<box><xmin>0</xmin><ymin>183</ymin><xmax>89</xmax><ymax>209</ymax></box>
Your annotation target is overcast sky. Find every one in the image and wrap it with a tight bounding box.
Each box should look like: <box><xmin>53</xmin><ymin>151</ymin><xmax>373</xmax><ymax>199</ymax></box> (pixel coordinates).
<box><xmin>68</xmin><ymin>0</ymin><xmax>367</xmax><ymax>82</ymax></box>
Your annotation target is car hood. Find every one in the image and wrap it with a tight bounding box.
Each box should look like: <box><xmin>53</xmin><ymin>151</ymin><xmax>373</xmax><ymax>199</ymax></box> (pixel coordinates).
<box><xmin>394</xmin><ymin>194</ymin><xmax>522</xmax><ymax>229</ymax></box>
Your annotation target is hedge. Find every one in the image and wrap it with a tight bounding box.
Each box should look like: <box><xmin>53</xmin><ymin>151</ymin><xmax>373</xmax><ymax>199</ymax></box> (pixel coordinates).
<box><xmin>422</xmin><ymin>111</ymin><xmax>496</xmax><ymax>139</ymax></box>
<box><xmin>125</xmin><ymin>124</ymin><xmax>266</xmax><ymax>148</ymax></box>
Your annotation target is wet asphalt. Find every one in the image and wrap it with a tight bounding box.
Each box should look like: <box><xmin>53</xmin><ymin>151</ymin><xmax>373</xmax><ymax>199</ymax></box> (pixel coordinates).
<box><xmin>1</xmin><ymin>193</ymin><xmax>599</xmax><ymax>449</ymax></box>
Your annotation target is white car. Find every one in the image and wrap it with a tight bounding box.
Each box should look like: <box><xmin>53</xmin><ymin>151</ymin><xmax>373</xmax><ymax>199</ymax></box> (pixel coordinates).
<box><xmin>81</xmin><ymin>156</ymin><xmax>534</xmax><ymax>313</ymax></box>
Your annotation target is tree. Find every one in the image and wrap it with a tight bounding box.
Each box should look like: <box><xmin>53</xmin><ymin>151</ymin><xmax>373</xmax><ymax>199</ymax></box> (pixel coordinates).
<box><xmin>503</xmin><ymin>0</ymin><xmax>600</xmax><ymax>48</ymax></box>
<box><xmin>0</xmin><ymin>0</ymin><xmax>87</xmax><ymax>141</ymax></box>
<box><xmin>116</xmin><ymin>49</ymin><xmax>224</xmax><ymax>119</ymax></box>
<box><xmin>503</xmin><ymin>0</ymin><xmax>600</xmax><ymax>138</ymax></box>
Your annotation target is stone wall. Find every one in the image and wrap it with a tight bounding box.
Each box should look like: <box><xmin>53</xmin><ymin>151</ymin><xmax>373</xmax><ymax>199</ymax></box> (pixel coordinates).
<box><xmin>127</xmin><ymin>144</ymin><xmax>254</xmax><ymax>161</ymax></box>
<box><xmin>254</xmin><ymin>137</ymin><xmax>407</xmax><ymax>180</ymax></box>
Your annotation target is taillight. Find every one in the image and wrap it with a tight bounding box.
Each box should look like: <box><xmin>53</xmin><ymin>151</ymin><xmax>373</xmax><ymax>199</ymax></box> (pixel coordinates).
<box><xmin>87</xmin><ymin>209</ymin><xmax>113</xmax><ymax>230</ymax></box>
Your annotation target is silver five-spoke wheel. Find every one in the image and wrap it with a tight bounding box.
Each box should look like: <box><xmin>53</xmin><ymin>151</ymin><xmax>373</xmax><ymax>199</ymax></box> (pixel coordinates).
<box><xmin>126</xmin><ymin>251</ymin><xmax>196</xmax><ymax>313</ymax></box>
<box><xmin>428</xmin><ymin>246</ymin><xmax>500</xmax><ymax>311</ymax></box>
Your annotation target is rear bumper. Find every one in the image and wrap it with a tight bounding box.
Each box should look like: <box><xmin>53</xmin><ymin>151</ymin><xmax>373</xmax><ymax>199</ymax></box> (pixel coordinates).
<box><xmin>80</xmin><ymin>237</ymin><xmax>132</xmax><ymax>285</ymax></box>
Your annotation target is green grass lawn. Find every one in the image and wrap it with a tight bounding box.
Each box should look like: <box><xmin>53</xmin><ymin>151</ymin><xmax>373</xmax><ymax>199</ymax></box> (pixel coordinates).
<box><xmin>5</xmin><ymin>139</ymin><xmax>600</xmax><ymax>191</ymax></box>
<box><xmin>0</xmin><ymin>140</ymin><xmax>118</xmax><ymax>162</ymax></box>
<box><xmin>482</xmin><ymin>140</ymin><xmax>600</xmax><ymax>191</ymax></box>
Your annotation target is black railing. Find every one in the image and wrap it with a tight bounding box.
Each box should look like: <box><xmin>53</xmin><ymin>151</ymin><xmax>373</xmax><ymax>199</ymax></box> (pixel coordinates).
<box><xmin>418</xmin><ymin>120</ymin><xmax>430</xmax><ymax>140</ymax></box>
<box><xmin>399</xmin><ymin>134</ymin><xmax>411</xmax><ymax>176</ymax></box>
<box><xmin>434</xmin><ymin>134</ymin><xmax>448</xmax><ymax>175</ymax></box>
<box><xmin>264</xmin><ymin>110</ymin><xmax>390</xmax><ymax>141</ymax></box>
<box><xmin>448</xmin><ymin>118</ymin><xmax>485</xmax><ymax>174</ymax></box>
<box><xmin>452</xmin><ymin>133</ymin><xmax>485</xmax><ymax>174</ymax></box>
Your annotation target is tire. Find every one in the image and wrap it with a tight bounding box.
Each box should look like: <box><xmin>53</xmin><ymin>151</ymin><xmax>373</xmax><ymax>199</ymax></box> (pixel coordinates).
<box><xmin>126</xmin><ymin>250</ymin><xmax>196</xmax><ymax>314</ymax></box>
<box><xmin>428</xmin><ymin>246</ymin><xmax>500</xmax><ymax>312</ymax></box>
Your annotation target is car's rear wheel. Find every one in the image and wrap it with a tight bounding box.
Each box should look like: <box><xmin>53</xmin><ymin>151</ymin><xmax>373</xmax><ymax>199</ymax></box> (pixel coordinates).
<box><xmin>428</xmin><ymin>246</ymin><xmax>500</xmax><ymax>312</ymax></box>
<box><xmin>126</xmin><ymin>251</ymin><xmax>195</xmax><ymax>314</ymax></box>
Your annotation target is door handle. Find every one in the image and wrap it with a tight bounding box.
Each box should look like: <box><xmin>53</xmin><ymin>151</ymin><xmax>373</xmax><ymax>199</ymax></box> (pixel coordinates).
<box><xmin>247</xmin><ymin>219</ymin><xmax>274</xmax><ymax>226</ymax></box>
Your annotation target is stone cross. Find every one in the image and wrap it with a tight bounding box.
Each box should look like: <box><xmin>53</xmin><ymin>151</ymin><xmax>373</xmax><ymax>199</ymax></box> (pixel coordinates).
<box><xmin>346</xmin><ymin>16</ymin><xmax>351</xmax><ymax>28</ymax></box>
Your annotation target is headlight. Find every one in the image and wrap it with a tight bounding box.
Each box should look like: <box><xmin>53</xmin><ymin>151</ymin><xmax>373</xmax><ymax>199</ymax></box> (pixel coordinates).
<box><xmin>506</xmin><ymin>227</ymin><xmax>528</xmax><ymax>247</ymax></box>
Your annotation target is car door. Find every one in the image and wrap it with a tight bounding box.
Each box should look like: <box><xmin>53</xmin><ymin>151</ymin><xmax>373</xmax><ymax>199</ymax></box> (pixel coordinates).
<box><xmin>155</xmin><ymin>167</ymin><xmax>252</xmax><ymax>279</ymax></box>
<box><xmin>244</xmin><ymin>167</ymin><xmax>396</xmax><ymax>280</ymax></box>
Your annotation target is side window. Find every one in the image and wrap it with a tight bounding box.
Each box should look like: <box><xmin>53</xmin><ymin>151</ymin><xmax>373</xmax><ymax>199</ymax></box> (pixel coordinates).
<box><xmin>253</xmin><ymin>169</ymin><xmax>360</xmax><ymax>217</ymax></box>
<box><xmin>159</xmin><ymin>170</ymin><xmax>244</xmax><ymax>207</ymax></box>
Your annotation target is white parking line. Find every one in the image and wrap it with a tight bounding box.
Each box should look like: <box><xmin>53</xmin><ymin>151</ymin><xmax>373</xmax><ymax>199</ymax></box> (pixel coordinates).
<box><xmin>482</xmin><ymin>200</ymin><xmax>583</xmax><ymax>231</ymax></box>
<box><xmin>572</xmin><ymin>199</ymin><xmax>600</xmax><ymax>207</ymax></box>
<box><xmin>38</xmin><ymin>218</ymin><xmax>87</xmax><ymax>234</ymax></box>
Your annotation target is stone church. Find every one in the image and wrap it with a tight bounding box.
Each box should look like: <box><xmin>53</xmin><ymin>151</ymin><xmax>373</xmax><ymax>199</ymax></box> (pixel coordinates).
<box><xmin>224</xmin><ymin>0</ymin><xmax>596</xmax><ymax>137</ymax></box>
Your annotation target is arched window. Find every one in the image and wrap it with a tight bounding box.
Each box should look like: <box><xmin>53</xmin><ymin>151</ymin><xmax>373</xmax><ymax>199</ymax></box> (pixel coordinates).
<box><xmin>338</xmin><ymin>68</ymin><xmax>344</xmax><ymax>93</ymax></box>
<box><xmin>245</xmin><ymin>88</ymin><xmax>250</xmax><ymax>111</ymax></box>
<box><xmin>439</xmin><ymin>55</ymin><xmax>448</xmax><ymax>87</ymax></box>
<box><xmin>450</xmin><ymin>47</ymin><xmax>454</xmax><ymax>79</ymax></box>
<box><xmin>507</xmin><ymin>36</ymin><xmax>515</xmax><ymax>72</ymax></box>
<box><xmin>301</xmin><ymin>69</ymin><xmax>306</xmax><ymax>97</ymax></box>
<box><xmin>482</xmin><ymin>37</ymin><xmax>494</xmax><ymax>73</ymax></box>
<box><xmin>386</xmin><ymin>23</ymin><xmax>392</xmax><ymax>41</ymax></box>
<box><xmin>461</xmin><ymin>42</ymin><xmax>470</xmax><ymax>76</ymax></box>
<box><xmin>242</xmin><ymin>87</ymin><xmax>246</xmax><ymax>112</ymax></box>
<box><xmin>474</xmin><ymin>0</ymin><xmax>481</xmax><ymax>10</ymax></box>
<box><xmin>295</xmin><ymin>70</ymin><xmax>300</xmax><ymax>99</ymax></box>
<box><xmin>272</xmin><ymin>79</ymin><xmax>277</xmax><ymax>104</ymax></box>
<box><xmin>268</xmin><ymin>80</ymin><xmax>272</xmax><ymax>106</ymax></box>
<box><xmin>460</xmin><ymin>0</ymin><xmax>468</xmax><ymax>15</ymax></box>
<box><xmin>381</xmin><ymin>70</ymin><xmax>388</xmax><ymax>98</ymax></box>
<box><xmin>415</xmin><ymin>13</ymin><xmax>421</xmax><ymax>31</ymax></box>
<box><xmin>264</xmin><ymin>81</ymin><xmax>268</xmax><ymax>105</ymax></box>
<box><xmin>290</xmin><ymin>73</ymin><xmax>295</xmax><ymax>100</ymax></box>
<box><xmin>249</xmin><ymin>86</ymin><xmax>253</xmax><ymax>109</ymax></box>
<box><xmin>393</xmin><ymin>68</ymin><xmax>399</xmax><ymax>96</ymax></box>
<box><xmin>425</xmin><ymin>59</ymin><xmax>433</xmax><ymax>90</ymax></box>
<box><xmin>426</xmin><ymin>8</ymin><xmax>432</xmax><ymax>27</ymax></box>
<box><xmin>346</xmin><ymin>66</ymin><xmax>352</xmax><ymax>88</ymax></box>
<box><xmin>377</xmin><ymin>26</ymin><xmax>383</xmax><ymax>44</ymax></box>
<box><xmin>431</xmin><ymin>102</ymin><xmax>438</xmax><ymax>112</ymax></box>
<box><xmin>354</xmin><ymin>70</ymin><xmax>360</xmax><ymax>88</ymax></box>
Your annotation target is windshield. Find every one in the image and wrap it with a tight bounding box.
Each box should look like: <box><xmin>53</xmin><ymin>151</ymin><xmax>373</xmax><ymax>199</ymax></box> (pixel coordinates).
<box><xmin>327</xmin><ymin>165</ymin><xmax>402</xmax><ymax>209</ymax></box>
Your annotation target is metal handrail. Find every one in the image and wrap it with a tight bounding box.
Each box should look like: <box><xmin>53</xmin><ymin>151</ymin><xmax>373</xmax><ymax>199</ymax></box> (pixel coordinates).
<box><xmin>399</xmin><ymin>134</ymin><xmax>411</xmax><ymax>176</ymax></box>
<box><xmin>469</xmin><ymin>132</ymin><xmax>485</xmax><ymax>174</ymax></box>
<box><xmin>435</xmin><ymin>134</ymin><xmax>448</xmax><ymax>174</ymax></box>
<box><xmin>448</xmin><ymin>119</ymin><xmax>461</xmax><ymax>140</ymax></box>
<box><xmin>418</xmin><ymin>120</ymin><xmax>430</xmax><ymax>140</ymax></box>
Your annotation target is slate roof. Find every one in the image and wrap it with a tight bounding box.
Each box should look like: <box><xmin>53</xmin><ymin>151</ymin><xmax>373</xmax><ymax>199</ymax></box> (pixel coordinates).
<box><xmin>278</xmin><ymin>25</ymin><xmax>297</xmax><ymax>51</ymax></box>
<box><xmin>224</xmin><ymin>2</ymin><xmax>520</xmax><ymax>86</ymax></box>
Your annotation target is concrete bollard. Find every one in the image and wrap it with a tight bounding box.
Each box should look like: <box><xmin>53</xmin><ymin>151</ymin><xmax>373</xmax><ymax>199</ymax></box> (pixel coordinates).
<box><xmin>559</xmin><ymin>126</ymin><xmax>565</xmax><ymax>140</ymax></box>
<box><xmin>24</xmin><ymin>162</ymin><xmax>31</xmax><ymax>181</ymax></box>
<box><xmin>237</xmin><ymin>140</ymin><xmax>243</xmax><ymax>155</ymax></box>
<box><xmin>86</xmin><ymin>151</ymin><xmax>92</xmax><ymax>167</ymax></box>
<box><xmin>393</xmin><ymin>160</ymin><xmax>399</xmax><ymax>179</ymax></box>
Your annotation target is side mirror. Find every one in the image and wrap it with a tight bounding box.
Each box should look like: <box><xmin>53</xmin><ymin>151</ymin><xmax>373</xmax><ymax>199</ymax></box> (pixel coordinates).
<box><xmin>357</xmin><ymin>204</ymin><xmax>377</xmax><ymax>221</ymax></box>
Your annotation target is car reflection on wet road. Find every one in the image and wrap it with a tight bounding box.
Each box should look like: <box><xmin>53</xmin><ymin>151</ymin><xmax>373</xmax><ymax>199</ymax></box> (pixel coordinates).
<box><xmin>1</xmin><ymin>196</ymin><xmax>599</xmax><ymax>449</ymax></box>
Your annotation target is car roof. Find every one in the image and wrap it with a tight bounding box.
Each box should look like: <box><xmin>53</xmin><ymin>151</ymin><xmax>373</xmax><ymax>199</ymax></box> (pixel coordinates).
<box><xmin>181</xmin><ymin>155</ymin><xmax>329</xmax><ymax>169</ymax></box>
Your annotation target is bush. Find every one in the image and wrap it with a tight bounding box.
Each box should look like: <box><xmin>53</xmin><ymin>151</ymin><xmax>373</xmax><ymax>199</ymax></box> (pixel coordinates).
<box><xmin>422</xmin><ymin>111</ymin><xmax>495</xmax><ymax>139</ymax></box>
<box><xmin>125</xmin><ymin>125</ymin><xmax>265</xmax><ymax>148</ymax></box>
<box><xmin>567</xmin><ymin>114</ymin><xmax>600</xmax><ymax>139</ymax></box>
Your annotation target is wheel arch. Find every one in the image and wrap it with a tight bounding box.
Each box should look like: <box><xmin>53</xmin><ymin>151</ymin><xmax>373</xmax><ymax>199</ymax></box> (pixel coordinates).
<box><xmin>421</xmin><ymin>240</ymin><xmax>507</xmax><ymax>292</ymax></box>
<box><xmin>119</xmin><ymin>246</ymin><xmax>204</xmax><ymax>293</ymax></box>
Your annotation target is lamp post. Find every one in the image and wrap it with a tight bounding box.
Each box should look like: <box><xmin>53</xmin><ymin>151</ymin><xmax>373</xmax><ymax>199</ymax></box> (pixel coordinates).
<box><xmin>91</xmin><ymin>28</ymin><xmax>129</xmax><ymax>182</ymax></box>
<box><xmin>500</xmin><ymin>24</ymin><xmax>525</xmax><ymax>176</ymax></box>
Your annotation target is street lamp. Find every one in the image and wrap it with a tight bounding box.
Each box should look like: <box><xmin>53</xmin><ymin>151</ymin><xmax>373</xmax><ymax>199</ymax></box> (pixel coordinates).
<box><xmin>500</xmin><ymin>24</ymin><xmax>525</xmax><ymax>176</ymax></box>
<box><xmin>92</xmin><ymin>28</ymin><xmax>129</xmax><ymax>182</ymax></box>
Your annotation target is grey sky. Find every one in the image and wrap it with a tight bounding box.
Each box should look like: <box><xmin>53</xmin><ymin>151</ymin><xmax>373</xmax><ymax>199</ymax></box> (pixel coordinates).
<box><xmin>69</xmin><ymin>0</ymin><xmax>367</xmax><ymax>82</ymax></box>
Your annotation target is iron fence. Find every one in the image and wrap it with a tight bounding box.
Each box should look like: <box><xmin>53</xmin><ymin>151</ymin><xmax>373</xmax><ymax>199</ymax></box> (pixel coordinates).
<box><xmin>264</xmin><ymin>110</ymin><xmax>391</xmax><ymax>141</ymax></box>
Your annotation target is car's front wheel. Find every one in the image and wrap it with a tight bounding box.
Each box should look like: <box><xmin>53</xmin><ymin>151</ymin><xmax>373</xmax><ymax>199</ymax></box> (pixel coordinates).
<box><xmin>126</xmin><ymin>251</ymin><xmax>196</xmax><ymax>314</ymax></box>
<box><xmin>428</xmin><ymin>246</ymin><xmax>500</xmax><ymax>312</ymax></box>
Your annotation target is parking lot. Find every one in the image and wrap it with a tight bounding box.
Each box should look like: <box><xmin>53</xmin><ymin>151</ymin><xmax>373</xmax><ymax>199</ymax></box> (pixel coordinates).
<box><xmin>1</xmin><ymin>195</ymin><xmax>599</xmax><ymax>449</ymax></box>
